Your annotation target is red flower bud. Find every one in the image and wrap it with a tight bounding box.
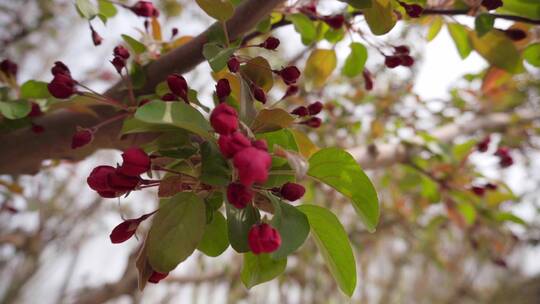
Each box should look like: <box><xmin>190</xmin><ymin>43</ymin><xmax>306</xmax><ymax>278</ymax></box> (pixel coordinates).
<box><xmin>233</xmin><ymin>147</ymin><xmax>272</xmax><ymax>186</ymax></box>
<box><xmin>394</xmin><ymin>45</ymin><xmax>410</xmax><ymax>54</ymax></box>
<box><xmin>111</xmin><ymin>56</ymin><xmax>125</xmax><ymax>74</ymax></box>
<box><xmin>167</xmin><ymin>73</ymin><xmax>188</xmax><ymax>100</ymax></box>
<box><xmin>477</xmin><ymin>136</ymin><xmax>491</xmax><ymax>152</ymax></box>
<box><xmin>301</xmin><ymin>117</ymin><xmax>322</xmax><ymax>128</ymax></box>
<box><xmin>251</xmin><ymin>139</ymin><xmax>268</xmax><ymax>151</ymax></box>
<box><xmin>399</xmin><ymin>2</ymin><xmax>423</xmax><ymax>18</ymax></box>
<box><xmin>279</xmin><ymin>66</ymin><xmax>301</xmax><ymax>85</ymax></box>
<box><xmin>259</xmin><ymin>36</ymin><xmax>280</xmax><ymax>50</ymax></box>
<box><xmin>485</xmin><ymin>183</ymin><xmax>498</xmax><ymax>190</ymax></box>
<box><xmin>51</xmin><ymin>61</ymin><xmax>71</xmax><ymax>77</ymax></box>
<box><xmin>481</xmin><ymin>0</ymin><xmax>503</xmax><ymax>10</ymax></box>
<box><xmin>48</xmin><ymin>74</ymin><xmax>76</xmax><ymax>99</ymax></box>
<box><xmin>248</xmin><ymin>223</ymin><xmax>281</xmax><ymax>254</ymax></box>
<box><xmin>148</xmin><ymin>271</ymin><xmax>169</xmax><ymax>284</ymax></box>
<box><xmin>307</xmin><ymin>101</ymin><xmax>323</xmax><ymax>115</ymax></box>
<box><xmin>323</xmin><ymin>14</ymin><xmax>345</xmax><ymax>29</ymax></box>
<box><xmin>400</xmin><ymin>55</ymin><xmax>415</xmax><ymax>67</ymax></box>
<box><xmin>216</xmin><ymin>78</ymin><xmax>231</xmax><ymax>101</ymax></box>
<box><xmin>499</xmin><ymin>155</ymin><xmax>514</xmax><ymax>168</ymax></box>
<box><xmin>282</xmin><ymin>85</ymin><xmax>299</xmax><ymax>99</ymax></box>
<box><xmin>253</xmin><ymin>86</ymin><xmax>267</xmax><ymax>104</ymax></box>
<box><xmin>300</xmin><ymin>4</ymin><xmax>317</xmax><ymax>16</ymax></box>
<box><xmin>108</xmin><ymin>170</ymin><xmax>141</xmax><ymax>192</ymax></box>
<box><xmin>90</xmin><ymin>25</ymin><xmax>103</xmax><ymax>46</ymax></box>
<box><xmin>504</xmin><ymin>29</ymin><xmax>527</xmax><ymax>41</ymax></box>
<box><xmin>28</xmin><ymin>102</ymin><xmax>43</xmax><ymax>117</ymax></box>
<box><xmin>363</xmin><ymin>69</ymin><xmax>373</xmax><ymax>91</ymax></box>
<box><xmin>494</xmin><ymin>147</ymin><xmax>509</xmax><ymax>157</ymax></box>
<box><xmin>114</xmin><ymin>45</ymin><xmax>130</xmax><ymax>60</ymax></box>
<box><xmin>0</xmin><ymin>59</ymin><xmax>17</xmax><ymax>77</ymax></box>
<box><xmin>227</xmin><ymin>182</ymin><xmax>254</xmax><ymax>209</ymax></box>
<box><xmin>227</xmin><ymin>56</ymin><xmax>240</xmax><ymax>73</ymax></box>
<box><xmin>385</xmin><ymin>56</ymin><xmax>402</xmax><ymax>68</ymax></box>
<box><xmin>210</xmin><ymin>103</ymin><xmax>239</xmax><ymax>135</ymax></box>
<box><xmin>280</xmin><ymin>182</ymin><xmax>305</xmax><ymax>201</ymax></box>
<box><xmin>291</xmin><ymin>106</ymin><xmax>309</xmax><ymax>117</ymax></box>
<box><xmin>131</xmin><ymin>1</ymin><xmax>159</xmax><ymax>17</ymax></box>
<box><xmin>471</xmin><ymin>186</ymin><xmax>485</xmax><ymax>197</ymax></box>
<box><xmin>31</xmin><ymin>123</ymin><xmax>44</xmax><ymax>134</ymax></box>
<box><xmin>71</xmin><ymin>128</ymin><xmax>93</xmax><ymax>149</ymax></box>
<box><xmin>87</xmin><ymin>165</ymin><xmax>116</xmax><ymax>192</ymax></box>
<box><xmin>117</xmin><ymin>147</ymin><xmax>151</xmax><ymax>177</ymax></box>
<box><xmin>171</xmin><ymin>27</ymin><xmax>178</xmax><ymax>38</ymax></box>
<box><xmin>161</xmin><ymin>93</ymin><xmax>178</xmax><ymax>101</ymax></box>
<box><xmin>110</xmin><ymin>212</ymin><xmax>155</xmax><ymax>244</ymax></box>
<box><xmin>218</xmin><ymin>131</ymin><xmax>250</xmax><ymax>158</ymax></box>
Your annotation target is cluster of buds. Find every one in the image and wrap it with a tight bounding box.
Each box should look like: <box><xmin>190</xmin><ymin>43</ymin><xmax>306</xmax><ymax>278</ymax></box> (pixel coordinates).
<box><xmin>111</xmin><ymin>45</ymin><xmax>130</xmax><ymax>74</ymax></box>
<box><xmin>129</xmin><ymin>1</ymin><xmax>159</xmax><ymax>18</ymax></box>
<box><xmin>291</xmin><ymin>101</ymin><xmax>324</xmax><ymax>128</ymax></box>
<box><xmin>476</xmin><ymin>136</ymin><xmax>514</xmax><ymax>168</ymax></box>
<box><xmin>47</xmin><ymin>61</ymin><xmax>77</xmax><ymax>99</ymax></box>
<box><xmin>398</xmin><ymin>1</ymin><xmax>423</xmax><ymax>18</ymax></box>
<box><xmin>87</xmin><ymin>147</ymin><xmax>151</xmax><ymax>198</ymax></box>
<box><xmin>481</xmin><ymin>0</ymin><xmax>503</xmax><ymax>11</ymax></box>
<box><xmin>384</xmin><ymin>45</ymin><xmax>414</xmax><ymax>68</ymax></box>
<box><xmin>165</xmin><ymin>73</ymin><xmax>189</xmax><ymax>102</ymax></box>
<box><xmin>470</xmin><ymin>182</ymin><xmax>498</xmax><ymax>197</ymax></box>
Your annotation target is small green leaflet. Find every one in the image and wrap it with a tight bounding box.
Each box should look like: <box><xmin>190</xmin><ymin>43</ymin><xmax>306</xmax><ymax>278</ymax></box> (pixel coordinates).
<box><xmin>0</xmin><ymin>100</ymin><xmax>31</xmax><ymax>120</ymax></box>
<box><xmin>226</xmin><ymin>203</ymin><xmax>260</xmax><ymax>252</ymax></box>
<box><xmin>121</xmin><ymin>34</ymin><xmax>147</xmax><ymax>54</ymax></box>
<box><xmin>195</xmin><ymin>0</ymin><xmax>234</xmax><ymax>22</ymax></box>
<box><xmin>202</xmin><ymin>43</ymin><xmax>237</xmax><ymax>72</ymax></box>
<box><xmin>342</xmin><ymin>42</ymin><xmax>368</xmax><ymax>78</ymax></box>
<box><xmin>20</xmin><ymin>80</ymin><xmax>50</xmax><ymax>99</ymax></box>
<box><xmin>241</xmin><ymin>252</ymin><xmax>287</xmax><ymax>288</ymax></box>
<box><xmin>198</xmin><ymin>211</ymin><xmax>229</xmax><ymax>257</ymax></box>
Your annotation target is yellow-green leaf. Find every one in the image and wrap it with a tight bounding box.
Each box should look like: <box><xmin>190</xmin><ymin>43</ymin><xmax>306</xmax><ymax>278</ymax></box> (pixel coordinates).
<box><xmin>195</xmin><ymin>0</ymin><xmax>234</xmax><ymax>22</ymax></box>
<box><xmin>447</xmin><ymin>23</ymin><xmax>472</xmax><ymax>59</ymax></box>
<box><xmin>240</xmin><ymin>56</ymin><xmax>274</xmax><ymax>92</ymax></box>
<box><xmin>426</xmin><ymin>17</ymin><xmax>443</xmax><ymax>41</ymax></box>
<box><xmin>304</xmin><ymin>49</ymin><xmax>337</xmax><ymax>88</ymax></box>
<box><xmin>469</xmin><ymin>30</ymin><xmax>523</xmax><ymax>73</ymax></box>
<box><xmin>364</xmin><ymin>0</ymin><xmax>396</xmax><ymax>35</ymax></box>
<box><xmin>251</xmin><ymin>108</ymin><xmax>295</xmax><ymax>133</ymax></box>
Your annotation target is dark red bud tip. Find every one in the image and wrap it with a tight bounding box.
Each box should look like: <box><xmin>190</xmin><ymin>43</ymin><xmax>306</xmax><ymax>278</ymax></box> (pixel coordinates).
<box><xmin>481</xmin><ymin>0</ymin><xmax>503</xmax><ymax>10</ymax></box>
<box><xmin>485</xmin><ymin>183</ymin><xmax>498</xmax><ymax>190</ymax></box>
<box><xmin>148</xmin><ymin>271</ymin><xmax>169</xmax><ymax>284</ymax></box>
<box><xmin>283</xmin><ymin>85</ymin><xmax>299</xmax><ymax>99</ymax></box>
<box><xmin>28</xmin><ymin>102</ymin><xmax>43</xmax><ymax>118</ymax></box>
<box><xmin>31</xmin><ymin>123</ymin><xmax>44</xmax><ymax>134</ymax></box>
<box><xmin>280</xmin><ymin>182</ymin><xmax>306</xmax><ymax>201</ymax></box>
<box><xmin>111</xmin><ymin>56</ymin><xmax>126</xmax><ymax>74</ymax></box>
<box><xmin>51</xmin><ymin>61</ymin><xmax>71</xmax><ymax>77</ymax></box>
<box><xmin>113</xmin><ymin>45</ymin><xmax>130</xmax><ymax>59</ymax></box>
<box><xmin>477</xmin><ymin>136</ymin><xmax>491</xmax><ymax>152</ymax></box>
<box><xmin>131</xmin><ymin>1</ymin><xmax>158</xmax><ymax>17</ymax></box>
<box><xmin>499</xmin><ymin>155</ymin><xmax>514</xmax><ymax>168</ymax></box>
<box><xmin>90</xmin><ymin>25</ymin><xmax>103</xmax><ymax>46</ymax></box>
<box><xmin>251</xmin><ymin>139</ymin><xmax>268</xmax><ymax>151</ymax></box>
<box><xmin>384</xmin><ymin>56</ymin><xmax>402</xmax><ymax>68</ymax></box>
<box><xmin>161</xmin><ymin>93</ymin><xmax>178</xmax><ymax>101</ymax></box>
<box><xmin>218</xmin><ymin>132</ymin><xmax>250</xmax><ymax>158</ymax></box>
<box><xmin>301</xmin><ymin>117</ymin><xmax>322</xmax><ymax>128</ymax></box>
<box><xmin>216</xmin><ymin>78</ymin><xmax>231</xmax><ymax>100</ymax></box>
<box><xmin>171</xmin><ymin>27</ymin><xmax>178</xmax><ymax>38</ymax></box>
<box><xmin>71</xmin><ymin>129</ymin><xmax>94</xmax><ymax>149</ymax></box>
<box><xmin>363</xmin><ymin>69</ymin><xmax>374</xmax><ymax>91</ymax></box>
<box><xmin>233</xmin><ymin>147</ymin><xmax>272</xmax><ymax>186</ymax></box>
<box><xmin>167</xmin><ymin>73</ymin><xmax>188</xmax><ymax>100</ymax></box>
<box><xmin>109</xmin><ymin>212</ymin><xmax>155</xmax><ymax>244</ymax></box>
<box><xmin>253</xmin><ymin>86</ymin><xmax>267</xmax><ymax>104</ymax></box>
<box><xmin>48</xmin><ymin>74</ymin><xmax>76</xmax><ymax>99</ymax></box>
<box><xmin>227</xmin><ymin>182</ymin><xmax>254</xmax><ymax>209</ymax></box>
<box><xmin>259</xmin><ymin>36</ymin><xmax>280</xmax><ymax>50</ymax></box>
<box><xmin>108</xmin><ymin>170</ymin><xmax>141</xmax><ymax>192</ymax></box>
<box><xmin>0</xmin><ymin>59</ymin><xmax>18</xmax><ymax>77</ymax></box>
<box><xmin>394</xmin><ymin>45</ymin><xmax>410</xmax><ymax>54</ymax></box>
<box><xmin>400</xmin><ymin>55</ymin><xmax>415</xmax><ymax>67</ymax></box>
<box><xmin>279</xmin><ymin>66</ymin><xmax>301</xmax><ymax>85</ymax></box>
<box><xmin>471</xmin><ymin>186</ymin><xmax>485</xmax><ymax>197</ymax></box>
<box><xmin>323</xmin><ymin>14</ymin><xmax>345</xmax><ymax>29</ymax></box>
<box><xmin>405</xmin><ymin>4</ymin><xmax>423</xmax><ymax>18</ymax></box>
<box><xmin>227</xmin><ymin>56</ymin><xmax>240</xmax><ymax>73</ymax></box>
<box><xmin>248</xmin><ymin>223</ymin><xmax>281</xmax><ymax>254</ymax></box>
<box><xmin>307</xmin><ymin>101</ymin><xmax>323</xmax><ymax>115</ymax></box>
<box><xmin>210</xmin><ymin>103</ymin><xmax>239</xmax><ymax>135</ymax></box>
<box><xmin>88</xmin><ymin>165</ymin><xmax>116</xmax><ymax>192</ymax></box>
<box><xmin>504</xmin><ymin>29</ymin><xmax>527</xmax><ymax>41</ymax></box>
<box><xmin>291</xmin><ymin>106</ymin><xmax>309</xmax><ymax>117</ymax></box>
<box><xmin>118</xmin><ymin>147</ymin><xmax>151</xmax><ymax>177</ymax></box>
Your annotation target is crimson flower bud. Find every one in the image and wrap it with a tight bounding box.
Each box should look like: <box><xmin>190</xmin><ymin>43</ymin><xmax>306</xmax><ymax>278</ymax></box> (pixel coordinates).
<box><xmin>71</xmin><ymin>128</ymin><xmax>93</xmax><ymax>149</ymax></box>
<box><xmin>227</xmin><ymin>183</ymin><xmax>254</xmax><ymax>209</ymax></box>
<box><xmin>87</xmin><ymin>165</ymin><xmax>116</xmax><ymax>192</ymax></box>
<box><xmin>280</xmin><ymin>182</ymin><xmax>305</xmax><ymax>201</ymax></box>
<box><xmin>363</xmin><ymin>69</ymin><xmax>374</xmax><ymax>91</ymax></box>
<box><xmin>307</xmin><ymin>101</ymin><xmax>323</xmax><ymax>115</ymax></box>
<box><xmin>171</xmin><ymin>27</ymin><xmax>178</xmax><ymax>38</ymax></box>
<box><xmin>31</xmin><ymin>123</ymin><xmax>44</xmax><ymax>134</ymax></box>
<box><xmin>259</xmin><ymin>36</ymin><xmax>280</xmax><ymax>50</ymax></box>
<box><xmin>282</xmin><ymin>85</ymin><xmax>299</xmax><ymax>99</ymax></box>
<box><xmin>323</xmin><ymin>14</ymin><xmax>345</xmax><ymax>29</ymax></box>
<box><xmin>253</xmin><ymin>86</ymin><xmax>267</xmax><ymax>104</ymax></box>
<box><xmin>118</xmin><ymin>147</ymin><xmax>151</xmax><ymax>177</ymax></box>
<box><xmin>161</xmin><ymin>93</ymin><xmax>178</xmax><ymax>101</ymax></box>
<box><xmin>48</xmin><ymin>74</ymin><xmax>76</xmax><ymax>99</ymax></box>
<box><xmin>405</xmin><ymin>4</ymin><xmax>423</xmax><ymax>18</ymax></box>
<box><xmin>51</xmin><ymin>61</ymin><xmax>71</xmax><ymax>76</ymax></box>
<box><xmin>233</xmin><ymin>147</ymin><xmax>272</xmax><ymax>186</ymax></box>
<box><xmin>471</xmin><ymin>186</ymin><xmax>485</xmax><ymax>197</ymax></box>
<box><xmin>110</xmin><ymin>212</ymin><xmax>155</xmax><ymax>244</ymax></box>
<box><xmin>216</xmin><ymin>78</ymin><xmax>231</xmax><ymax>101</ymax></box>
<box><xmin>485</xmin><ymin>183</ymin><xmax>498</xmax><ymax>190</ymax></box>
<box><xmin>499</xmin><ymin>155</ymin><xmax>514</xmax><ymax>168</ymax></box>
<box><xmin>167</xmin><ymin>73</ymin><xmax>188</xmax><ymax>100</ymax></box>
<box><xmin>90</xmin><ymin>25</ymin><xmax>103</xmax><ymax>46</ymax></box>
<box><xmin>279</xmin><ymin>66</ymin><xmax>301</xmax><ymax>85</ymax></box>
<box><xmin>394</xmin><ymin>45</ymin><xmax>410</xmax><ymax>54</ymax></box>
<box><xmin>385</xmin><ymin>56</ymin><xmax>402</xmax><ymax>68</ymax></box>
<box><xmin>131</xmin><ymin>1</ymin><xmax>158</xmax><ymax>17</ymax></box>
<box><xmin>148</xmin><ymin>271</ymin><xmax>169</xmax><ymax>284</ymax></box>
<box><xmin>0</xmin><ymin>59</ymin><xmax>17</xmax><ymax>77</ymax></box>
<box><xmin>108</xmin><ymin>170</ymin><xmax>141</xmax><ymax>192</ymax></box>
<box><xmin>291</xmin><ymin>106</ymin><xmax>309</xmax><ymax>117</ymax></box>
<box><xmin>251</xmin><ymin>139</ymin><xmax>268</xmax><ymax>151</ymax></box>
<box><xmin>494</xmin><ymin>147</ymin><xmax>509</xmax><ymax>157</ymax></box>
<box><xmin>301</xmin><ymin>117</ymin><xmax>322</xmax><ymax>128</ymax></box>
<box><xmin>481</xmin><ymin>0</ymin><xmax>503</xmax><ymax>10</ymax></box>
<box><xmin>477</xmin><ymin>136</ymin><xmax>491</xmax><ymax>152</ymax></box>
<box><xmin>28</xmin><ymin>102</ymin><xmax>43</xmax><ymax>118</ymax></box>
<box><xmin>111</xmin><ymin>56</ymin><xmax>125</xmax><ymax>74</ymax></box>
<box><xmin>504</xmin><ymin>29</ymin><xmax>527</xmax><ymax>41</ymax></box>
<box><xmin>248</xmin><ymin>223</ymin><xmax>281</xmax><ymax>254</ymax></box>
<box><xmin>227</xmin><ymin>56</ymin><xmax>240</xmax><ymax>73</ymax></box>
<box><xmin>114</xmin><ymin>45</ymin><xmax>130</xmax><ymax>60</ymax></box>
<box><xmin>218</xmin><ymin>131</ymin><xmax>250</xmax><ymax>158</ymax></box>
<box><xmin>400</xmin><ymin>55</ymin><xmax>415</xmax><ymax>67</ymax></box>
<box><xmin>210</xmin><ymin>103</ymin><xmax>239</xmax><ymax>135</ymax></box>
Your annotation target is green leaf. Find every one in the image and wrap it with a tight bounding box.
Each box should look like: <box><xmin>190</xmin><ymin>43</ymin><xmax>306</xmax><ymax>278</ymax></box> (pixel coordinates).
<box><xmin>493</xmin><ymin>211</ymin><xmax>527</xmax><ymax>226</ymax></box>
<box><xmin>499</xmin><ymin>0</ymin><xmax>540</xmax><ymax>20</ymax></box>
<box><xmin>20</xmin><ymin>80</ymin><xmax>50</xmax><ymax>99</ymax></box>
<box><xmin>457</xmin><ymin>202</ymin><xmax>476</xmax><ymax>225</ymax></box>
<box><xmin>76</xmin><ymin>0</ymin><xmax>98</xmax><ymax>19</ymax></box>
<box><xmin>195</xmin><ymin>0</ymin><xmax>234</xmax><ymax>22</ymax></box>
<box><xmin>474</xmin><ymin>13</ymin><xmax>494</xmax><ymax>37</ymax></box>
<box><xmin>198</xmin><ymin>211</ymin><xmax>229</xmax><ymax>257</ymax></box>
<box><xmin>304</xmin><ymin>49</ymin><xmax>337</xmax><ymax>88</ymax></box>
<box><xmin>98</xmin><ymin>0</ymin><xmax>117</xmax><ymax>19</ymax></box>
<box><xmin>523</xmin><ymin>43</ymin><xmax>540</xmax><ymax>67</ymax></box>
<box><xmin>121</xmin><ymin>117</ymin><xmax>183</xmax><ymax>135</ymax></box>
<box><xmin>364</xmin><ymin>0</ymin><xmax>396</xmax><ymax>35</ymax></box>
<box><xmin>297</xmin><ymin>205</ymin><xmax>357</xmax><ymax>296</ymax></box>
<box><xmin>256</xmin><ymin>129</ymin><xmax>298</xmax><ymax>152</ymax></box>
<box><xmin>338</xmin><ymin>0</ymin><xmax>372</xmax><ymax>9</ymax></box>
<box><xmin>342</xmin><ymin>42</ymin><xmax>368</xmax><ymax>78</ymax></box>
<box><xmin>202</xmin><ymin>43</ymin><xmax>237</xmax><ymax>72</ymax></box>
<box><xmin>447</xmin><ymin>23</ymin><xmax>472</xmax><ymax>59</ymax></box>
<box><xmin>135</xmin><ymin>100</ymin><xmax>212</xmax><ymax>139</ymax></box>
<box><xmin>200</xmin><ymin>141</ymin><xmax>231</xmax><ymax>186</ymax></box>
<box><xmin>147</xmin><ymin>192</ymin><xmax>206</xmax><ymax>273</ymax></box>
<box><xmin>226</xmin><ymin>203</ymin><xmax>260</xmax><ymax>252</ymax></box>
<box><xmin>426</xmin><ymin>17</ymin><xmax>443</xmax><ymax>41</ymax></box>
<box><xmin>130</xmin><ymin>62</ymin><xmax>146</xmax><ymax>89</ymax></box>
<box><xmin>268</xmin><ymin>196</ymin><xmax>310</xmax><ymax>259</ymax></box>
<box><xmin>240</xmin><ymin>56</ymin><xmax>274</xmax><ymax>92</ymax></box>
<box><xmin>251</xmin><ymin>108</ymin><xmax>295</xmax><ymax>133</ymax></box>
<box><xmin>121</xmin><ymin>34</ymin><xmax>147</xmax><ymax>54</ymax></box>
<box><xmin>0</xmin><ymin>100</ymin><xmax>31</xmax><ymax>120</ymax></box>
<box><xmin>287</xmin><ymin>14</ymin><xmax>317</xmax><ymax>45</ymax></box>
<box><xmin>452</xmin><ymin>140</ymin><xmax>475</xmax><ymax>162</ymax></box>
<box><xmin>241</xmin><ymin>252</ymin><xmax>287</xmax><ymax>288</ymax></box>
<box><xmin>308</xmin><ymin>148</ymin><xmax>379</xmax><ymax>231</ymax></box>
<box><xmin>469</xmin><ymin>30</ymin><xmax>523</xmax><ymax>73</ymax></box>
